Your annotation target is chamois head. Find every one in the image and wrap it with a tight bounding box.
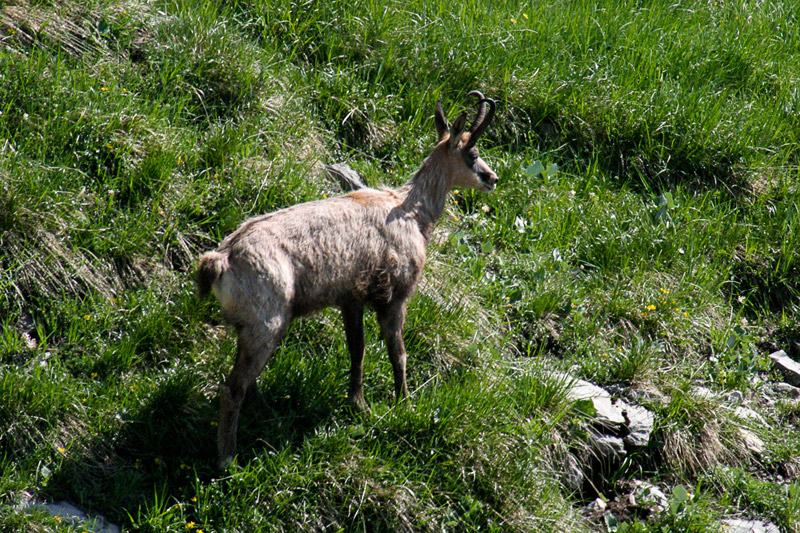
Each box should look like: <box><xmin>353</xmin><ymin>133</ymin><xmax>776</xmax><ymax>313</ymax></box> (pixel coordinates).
<box><xmin>434</xmin><ymin>90</ymin><xmax>498</xmax><ymax>192</ymax></box>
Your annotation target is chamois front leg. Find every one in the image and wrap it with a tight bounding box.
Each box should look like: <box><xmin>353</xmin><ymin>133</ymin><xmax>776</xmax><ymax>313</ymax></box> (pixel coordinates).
<box><xmin>341</xmin><ymin>304</ymin><xmax>370</xmax><ymax>412</ymax></box>
<box><xmin>377</xmin><ymin>301</ymin><xmax>410</xmax><ymax>401</ymax></box>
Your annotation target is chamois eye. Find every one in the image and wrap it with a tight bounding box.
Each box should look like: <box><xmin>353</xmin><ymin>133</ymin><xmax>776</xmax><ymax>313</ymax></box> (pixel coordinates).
<box><xmin>465</xmin><ymin>149</ymin><xmax>479</xmax><ymax>165</ymax></box>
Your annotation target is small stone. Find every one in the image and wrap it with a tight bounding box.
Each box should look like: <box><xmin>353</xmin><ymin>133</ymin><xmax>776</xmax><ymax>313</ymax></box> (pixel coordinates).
<box><xmin>769</xmin><ymin>350</ymin><xmax>800</xmax><ymax>387</ymax></box>
<box><xmin>721</xmin><ymin>518</ymin><xmax>781</xmax><ymax>533</ymax></box>
<box><xmin>632</xmin><ymin>481</ymin><xmax>668</xmax><ymax>513</ymax></box>
<box><xmin>585</xmin><ymin>497</ymin><xmax>607</xmax><ymax>513</ymax></box>
<box><xmin>739</xmin><ymin>428</ymin><xmax>765</xmax><ymax>455</ymax></box>
<box><xmin>726</xmin><ymin>390</ymin><xmax>744</xmax><ymax>405</ymax></box>
<box><xmin>733</xmin><ymin>406</ymin><xmax>767</xmax><ymax>426</ymax></box>
<box><xmin>773</xmin><ymin>382</ymin><xmax>800</xmax><ymax>399</ymax></box>
<box><xmin>692</xmin><ymin>386</ymin><xmax>717</xmax><ymax>400</ymax></box>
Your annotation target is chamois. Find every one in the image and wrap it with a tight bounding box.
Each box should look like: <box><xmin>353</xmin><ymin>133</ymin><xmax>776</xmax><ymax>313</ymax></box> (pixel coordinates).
<box><xmin>197</xmin><ymin>91</ymin><xmax>498</xmax><ymax>468</ymax></box>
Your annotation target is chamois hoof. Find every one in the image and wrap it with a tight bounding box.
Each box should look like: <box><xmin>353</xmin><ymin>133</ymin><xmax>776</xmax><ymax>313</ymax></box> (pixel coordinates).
<box><xmin>347</xmin><ymin>393</ymin><xmax>372</xmax><ymax>416</ymax></box>
<box><xmin>218</xmin><ymin>454</ymin><xmax>235</xmax><ymax>471</ymax></box>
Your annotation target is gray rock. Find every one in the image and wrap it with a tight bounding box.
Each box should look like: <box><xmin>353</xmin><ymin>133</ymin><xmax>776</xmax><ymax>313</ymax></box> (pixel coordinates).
<box><xmin>590</xmin><ymin>433</ymin><xmax>626</xmax><ymax>462</ymax></box>
<box><xmin>586</xmin><ymin>497</ymin><xmax>607</xmax><ymax>513</ymax></box>
<box><xmin>548</xmin><ymin>371</ymin><xmax>655</xmax><ymax>447</ymax></box>
<box><xmin>726</xmin><ymin>390</ymin><xmax>744</xmax><ymax>405</ymax></box>
<box><xmin>558</xmin><ymin>373</ymin><xmax>626</xmax><ymax>429</ymax></box>
<box><xmin>562</xmin><ymin>453</ymin><xmax>584</xmax><ymax>492</ymax></box>
<box><xmin>769</xmin><ymin>350</ymin><xmax>800</xmax><ymax>386</ymax></box>
<box><xmin>721</xmin><ymin>518</ymin><xmax>780</xmax><ymax>533</ymax></box>
<box><xmin>692</xmin><ymin>386</ymin><xmax>717</xmax><ymax>400</ymax></box>
<box><xmin>325</xmin><ymin>162</ymin><xmax>367</xmax><ymax>191</ymax></box>
<box><xmin>623</xmin><ymin>403</ymin><xmax>655</xmax><ymax>447</ymax></box>
<box><xmin>734</xmin><ymin>406</ymin><xmax>767</xmax><ymax>426</ymax></box>
<box><xmin>625</xmin><ymin>387</ymin><xmax>670</xmax><ymax>407</ymax></box>
<box><xmin>738</xmin><ymin>428</ymin><xmax>765</xmax><ymax>455</ymax></box>
<box><xmin>15</xmin><ymin>499</ymin><xmax>120</xmax><ymax>533</ymax></box>
<box><xmin>773</xmin><ymin>382</ymin><xmax>800</xmax><ymax>399</ymax></box>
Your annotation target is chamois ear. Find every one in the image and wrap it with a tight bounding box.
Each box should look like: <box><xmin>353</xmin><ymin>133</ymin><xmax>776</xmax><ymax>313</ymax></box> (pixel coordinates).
<box><xmin>448</xmin><ymin>112</ymin><xmax>467</xmax><ymax>150</ymax></box>
<box><xmin>435</xmin><ymin>100</ymin><xmax>449</xmax><ymax>142</ymax></box>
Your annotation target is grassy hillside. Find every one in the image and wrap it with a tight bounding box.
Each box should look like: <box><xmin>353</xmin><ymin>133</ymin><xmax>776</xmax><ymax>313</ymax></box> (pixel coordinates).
<box><xmin>2</xmin><ymin>0</ymin><xmax>800</xmax><ymax>530</ymax></box>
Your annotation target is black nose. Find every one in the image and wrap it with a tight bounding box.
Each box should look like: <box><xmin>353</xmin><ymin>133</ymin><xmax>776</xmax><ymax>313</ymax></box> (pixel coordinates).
<box><xmin>480</xmin><ymin>172</ymin><xmax>498</xmax><ymax>187</ymax></box>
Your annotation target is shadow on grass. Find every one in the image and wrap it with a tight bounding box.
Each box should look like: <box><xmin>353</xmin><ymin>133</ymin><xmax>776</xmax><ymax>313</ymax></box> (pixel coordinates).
<box><xmin>41</xmin><ymin>367</ymin><xmax>342</xmax><ymax>526</ymax></box>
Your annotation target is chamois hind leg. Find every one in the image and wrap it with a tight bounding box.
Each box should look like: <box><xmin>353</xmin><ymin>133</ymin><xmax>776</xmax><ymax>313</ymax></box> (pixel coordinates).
<box><xmin>341</xmin><ymin>304</ymin><xmax>370</xmax><ymax>412</ymax></box>
<box><xmin>376</xmin><ymin>301</ymin><xmax>410</xmax><ymax>401</ymax></box>
<box><xmin>218</xmin><ymin>316</ymin><xmax>287</xmax><ymax>469</ymax></box>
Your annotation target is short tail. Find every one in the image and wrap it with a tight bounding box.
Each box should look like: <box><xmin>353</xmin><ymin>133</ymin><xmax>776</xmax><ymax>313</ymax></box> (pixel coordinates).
<box><xmin>196</xmin><ymin>251</ymin><xmax>229</xmax><ymax>299</ymax></box>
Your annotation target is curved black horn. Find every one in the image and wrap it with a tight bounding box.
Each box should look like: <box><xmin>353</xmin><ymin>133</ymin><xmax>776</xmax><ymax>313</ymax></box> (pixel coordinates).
<box><xmin>465</xmin><ymin>92</ymin><xmax>496</xmax><ymax>149</ymax></box>
<box><xmin>467</xmin><ymin>90</ymin><xmax>487</xmax><ymax>135</ymax></box>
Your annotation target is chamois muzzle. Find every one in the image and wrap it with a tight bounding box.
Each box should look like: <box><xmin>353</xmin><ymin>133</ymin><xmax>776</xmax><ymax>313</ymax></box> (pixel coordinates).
<box><xmin>479</xmin><ymin>171</ymin><xmax>498</xmax><ymax>192</ymax></box>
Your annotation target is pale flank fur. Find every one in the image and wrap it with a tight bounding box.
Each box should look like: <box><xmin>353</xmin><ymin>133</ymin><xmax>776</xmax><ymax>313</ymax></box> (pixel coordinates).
<box><xmin>196</xmin><ymin>93</ymin><xmax>498</xmax><ymax>469</ymax></box>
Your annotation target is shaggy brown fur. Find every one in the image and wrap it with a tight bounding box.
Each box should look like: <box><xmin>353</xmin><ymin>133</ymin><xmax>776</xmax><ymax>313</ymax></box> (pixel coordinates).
<box><xmin>197</xmin><ymin>92</ymin><xmax>498</xmax><ymax>468</ymax></box>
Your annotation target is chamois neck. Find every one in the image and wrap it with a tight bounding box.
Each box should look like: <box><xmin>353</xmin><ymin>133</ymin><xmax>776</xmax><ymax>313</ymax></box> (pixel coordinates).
<box><xmin>399</xmin><ymin>152</ymin><xmax>454</xmax><ymax>240</ymax></box>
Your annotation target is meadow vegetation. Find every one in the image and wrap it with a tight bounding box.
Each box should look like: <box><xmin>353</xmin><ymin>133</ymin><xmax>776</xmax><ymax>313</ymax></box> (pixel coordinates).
<box><xmin>1</xmin><ymin>0</ymin><xmax>800</xmax><ymax>530</ymax></box>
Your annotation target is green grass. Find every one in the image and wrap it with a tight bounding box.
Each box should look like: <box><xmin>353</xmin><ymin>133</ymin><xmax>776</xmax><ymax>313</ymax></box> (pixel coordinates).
<box><xmin>2</xmin><ymin>0</ymin><xmax>800</xmax><ymax>530</ymax></box>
